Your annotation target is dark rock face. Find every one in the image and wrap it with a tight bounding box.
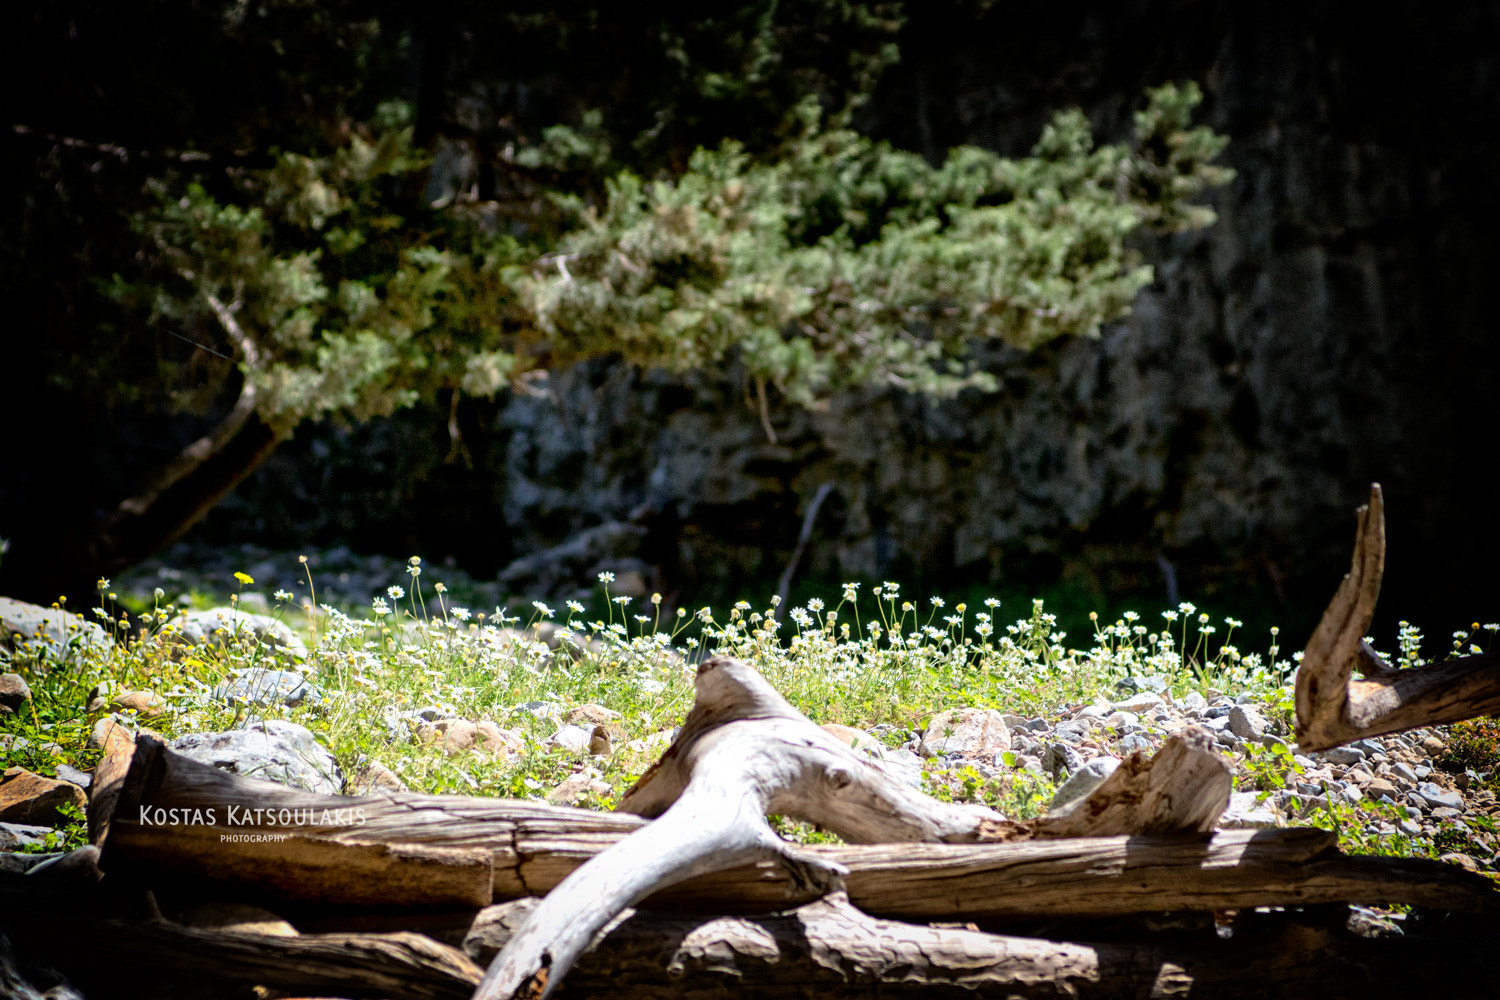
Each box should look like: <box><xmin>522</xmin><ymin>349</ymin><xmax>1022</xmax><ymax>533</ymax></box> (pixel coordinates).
<box><xmin>213</xmin><ymin>2</ymin><xmax>1498</xmax><ymax>631</ymax></box>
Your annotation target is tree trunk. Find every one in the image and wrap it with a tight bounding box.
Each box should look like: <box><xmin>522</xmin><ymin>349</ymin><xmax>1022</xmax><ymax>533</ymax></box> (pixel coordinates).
<box><xmin>3</xmin><ymin>397</ymin><xmax>284</xmax><ymax>605</ymax></box>
<box><xmin>5</xmin><ymin>881</ymin><xmax>1496</xmax><ymax>1000</ymax></box>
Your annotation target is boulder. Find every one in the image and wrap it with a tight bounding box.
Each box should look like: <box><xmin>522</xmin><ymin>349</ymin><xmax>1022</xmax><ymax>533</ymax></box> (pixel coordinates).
<box><xmin>821</xmin><ymin>723</ymin><xmax>883</xmax><ymax>752</ymax></box>
<box><xmin>918</xmin><ymin>708</ymin><xmax>1011</xmax><ymax>760</ymax></box>
<box><xmin>564</xmin><ymin>703</ymin><xmax>622</xmax><ymax>727</ymax></box>
<box><xmin>546</xmin><ymin>768</ymin><xmax>613</xmax><ymax>806</ymax></box>
<box><xmin>212</xmin><ymin>667</ymin><xmax>324</xmax><ymax>708</ymax></box>
<box><xmin>0</xmin><ymin>596</ymin><xmax>111</xmax><ymax>658</ymax></box>
<box><xmin>0</xmin><ymin>673</ymin><xmax>30</xmax><ymax>713</ymax></box>
<box><xmin>109</xmin><ymin>690</ymin><xmax>166</xmax><ymax>718</ymax></box>
<box><xmin>0</xmin><ymin>767</ymin><xmax>88</xmax><ymax>826</ymax></box>
<box><xmin>167</xmin><ymin>608</ymin><xmax>309</xmax><ymax>659</ymax></box>
<box><xmin>169</xmin><ymin>720</ymin><xmax>342</xmax><ymax>795</ymax></box>
<box><xmin>348</xmin><ymin>759</ymin><xmax>407</xmax><ymax>796</ymax></box>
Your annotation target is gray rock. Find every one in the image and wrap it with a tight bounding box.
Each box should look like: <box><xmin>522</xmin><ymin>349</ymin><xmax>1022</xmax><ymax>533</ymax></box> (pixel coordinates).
<box><xmin>213</xmin><ymin>667</ymin><xmax>324</xmax><ymax>707</ymax></box>
<box><xmin>1051</xmin><ymin>720</ymin><xmax>1090</xmax><ymax>744</ymax></box>
<box><xmin>0</xmin><ymin>672</ymin><xmax>31</xmax><ymax>713</ymax></box>
<box><xmin>1119</xmin><ymin>732</ymin><xmax>1153</xmax><ymax>755</ymax></box>
<box><xmin>54</xmin><ymin>764</ymin><xmax>91</xmax><ymax>790</ymax></box>
<box><xmin>1040</xmin><ymin>742</ymin><xmax>1084</xmax><ymax>779</ymax></box>
<box><xmin>1415</xmin><ymin>782</ymin><xmax>1464</xmax><ymax>811</ymax></box>
<box><xmin>0</xmin><ymin>821</ymin><xmax>51</xmax><ymax>850</ymax></box>
<box><xmin>1112</xmin><ymin>692</ymin><xmax>1164</xmax><ymax>713</ymax></box>
<box><xmin>1047</xmin><ymin>757</ymin><xmax>1121</xmax><ymax>815</ymax></box>
<box><xmin>876</xmin><ymin>747</ymin><xmax>925</xmax><ymax>779</ymax></box>
<box><xmin>919</xmin><ymin>708</ymin><xmax>1011</xmax><ymax>760</ymax></box>
<box><xmin>0</xmin><ymin>848</ymin><xmax>61</xmax><ymax>873</ymax></box>
<box><xmin>546</xmin><ymin>724</ymin><xmax>595</xmax><ymax>753</ymax></box>
<box><xmin>1118</xmin><ymin>674</ymin><xmax>1168</xmax><ymax>695</ymax></box>
<box><xmin>1219</xmin><ymin>791</ymin><xmax>1280</xmax><ymax>829</ymax></box>
<box><xmin>514</xmin><ymin>700</ymin><xmax>563</xmax><ymax>719</ymax></box>
<box><xmin>170</xmin><ymin>720</ymin><xmax>342</xmax><ymax>794</ymax></box>
<box><xmin>1102</xmin><ymin>711</ymin><xmax>1139</xmax><ymax>730</ymax></box>
<box><xmin>0</xmin><ymin>596</ymin><xmax>111</xmax><ymax>658</ymax></box>
<box><xmin>1228</xmin><ymin>705</ymin><xmax>1267</xmax><ymax>740</ymax></box>
<box><xmin>1179</xmin><ymin>691</ymin><xmax>1208</xmax><ymax>713</ymax></box>
<box><xmin>1347</xmin><ymin>904</ymin><xmax>1405</xmax><ymax>939</ymax></box>
<box><xmin>1320</xmin><ymin>747</ymin><xmax>1366</xmax><ymax>766</ymax></box>
<box><xmin>169</xmin><ymin>608</ymin><xmax>308</xmax><ymax>659</ymax></box>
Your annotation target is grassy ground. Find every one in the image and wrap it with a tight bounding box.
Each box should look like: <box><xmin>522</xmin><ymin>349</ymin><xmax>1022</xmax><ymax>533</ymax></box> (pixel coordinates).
<box><xmin>3</xmin><ymin>558</ymin><xmax>1495</xmax><ymax>863</ymax></box>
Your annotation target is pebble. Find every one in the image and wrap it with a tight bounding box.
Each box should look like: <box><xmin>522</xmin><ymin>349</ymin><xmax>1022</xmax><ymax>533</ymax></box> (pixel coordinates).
<box><xmin>1048</xmin><ymin>757</ymin><xmax>1121</xmax><ymax>814</ymax></box>
<box><xmin>1320</xmin><ymin>747</ymin><xmax>1366</xmax><ymax>766</ymax></box>
<box><xmin>1415</xmin><ymin>782</ymin><xmax>1464</xmax><ymax>811</ymax></box>
<box><xmin>1112</xmin><ymin>692</ymin><xmax>1164</xmax><ymax>713</ymax></box>
<box><xmin>1228</xmin><ymin>705</ymin><xmax>1267</xmax><ymax>740</ymax></box>
<box><xmin>1388</xmin><ymin>762</ymin><xmax>1418</xmax><ymax>786</ymax></box>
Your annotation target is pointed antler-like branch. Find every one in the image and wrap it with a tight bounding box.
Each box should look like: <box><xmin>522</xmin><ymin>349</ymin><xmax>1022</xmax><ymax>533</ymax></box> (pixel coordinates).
<box><xmin>1295</xmin><ymin>484</ymin><xmax>1500</xmax><ymax>751</ymax></box>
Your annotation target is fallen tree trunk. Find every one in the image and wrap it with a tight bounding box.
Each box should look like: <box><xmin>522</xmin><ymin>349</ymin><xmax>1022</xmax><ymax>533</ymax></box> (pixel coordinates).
<box><xmin>1295</xmin><ymin>484</ymin><xmax>1500</xmax><ymax>751</ymax></box>
<box><xmin>92</xmin><ymin>735</ymin><xmax>1500</xmax><ymax>918</ymax></box>
<box><xmin>7</xmin><ymin>876</ymin><xmax>1495</xmax><ymax>1000</ymax></box>
<box><xmin>461</xmin><ymin>894</ymin><xmax>1500</xmax><ymax>1000</ymax></box>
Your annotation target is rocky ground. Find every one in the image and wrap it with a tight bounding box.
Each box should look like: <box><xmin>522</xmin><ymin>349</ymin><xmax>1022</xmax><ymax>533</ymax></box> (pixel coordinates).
<box><xmin>2</xmin><ymin>592</ymin><xmax>1496</xmax><ymax>914</ymax></box>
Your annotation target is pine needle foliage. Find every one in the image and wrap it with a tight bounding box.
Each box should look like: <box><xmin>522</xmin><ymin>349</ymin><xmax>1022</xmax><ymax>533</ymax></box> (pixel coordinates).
<box><xmin>119</xmin><ymin>84</ymin><xmax>1231</xmax><ymax>432</ymax></box>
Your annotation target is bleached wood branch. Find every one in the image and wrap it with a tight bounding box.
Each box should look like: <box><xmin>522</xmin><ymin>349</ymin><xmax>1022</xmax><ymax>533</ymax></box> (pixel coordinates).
<box><xmin>1295</xmin><ymin>484</ymin><xmax>1500</xmax><ymax>751</ymax></box>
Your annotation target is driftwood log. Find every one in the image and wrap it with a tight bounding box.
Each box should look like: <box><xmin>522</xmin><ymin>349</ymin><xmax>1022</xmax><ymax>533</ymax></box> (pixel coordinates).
<box><xmin>90</xmin><ymin>734</ymin><xmax>1497</xmax><ymax>919</ymax></box>
<box><xmin>72</xmin><ymin>587</ymin><xmax>1500</xmax><ymax>1000</ymax></box>
<box><xmin>1295</xmin><ymin>484</ymin><xmax>1500</xmax><ymax>750</ymax></box>
<box><xmin>466</xmin><ymin>655</ymin><xmax>1493</xmax><ymax>1000</ymax></box>
<box><xmin>5</xmin><ymin>860</ymin><xmax>1498</xmax><ymax>1000</ymax></box>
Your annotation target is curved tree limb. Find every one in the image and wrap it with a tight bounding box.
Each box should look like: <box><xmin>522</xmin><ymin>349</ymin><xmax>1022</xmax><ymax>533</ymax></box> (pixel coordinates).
<box><xmin>1296</xmin><ymin>484</ymin><xmax>1500</xmax><ymax>750</ymax></box>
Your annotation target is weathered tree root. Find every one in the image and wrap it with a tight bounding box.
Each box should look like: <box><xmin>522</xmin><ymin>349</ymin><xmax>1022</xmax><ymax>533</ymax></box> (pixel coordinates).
<box><xmin>474</xmin><ymin>656</ymin><xmax>1237</xmax><ymax>1000</ymax></box>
